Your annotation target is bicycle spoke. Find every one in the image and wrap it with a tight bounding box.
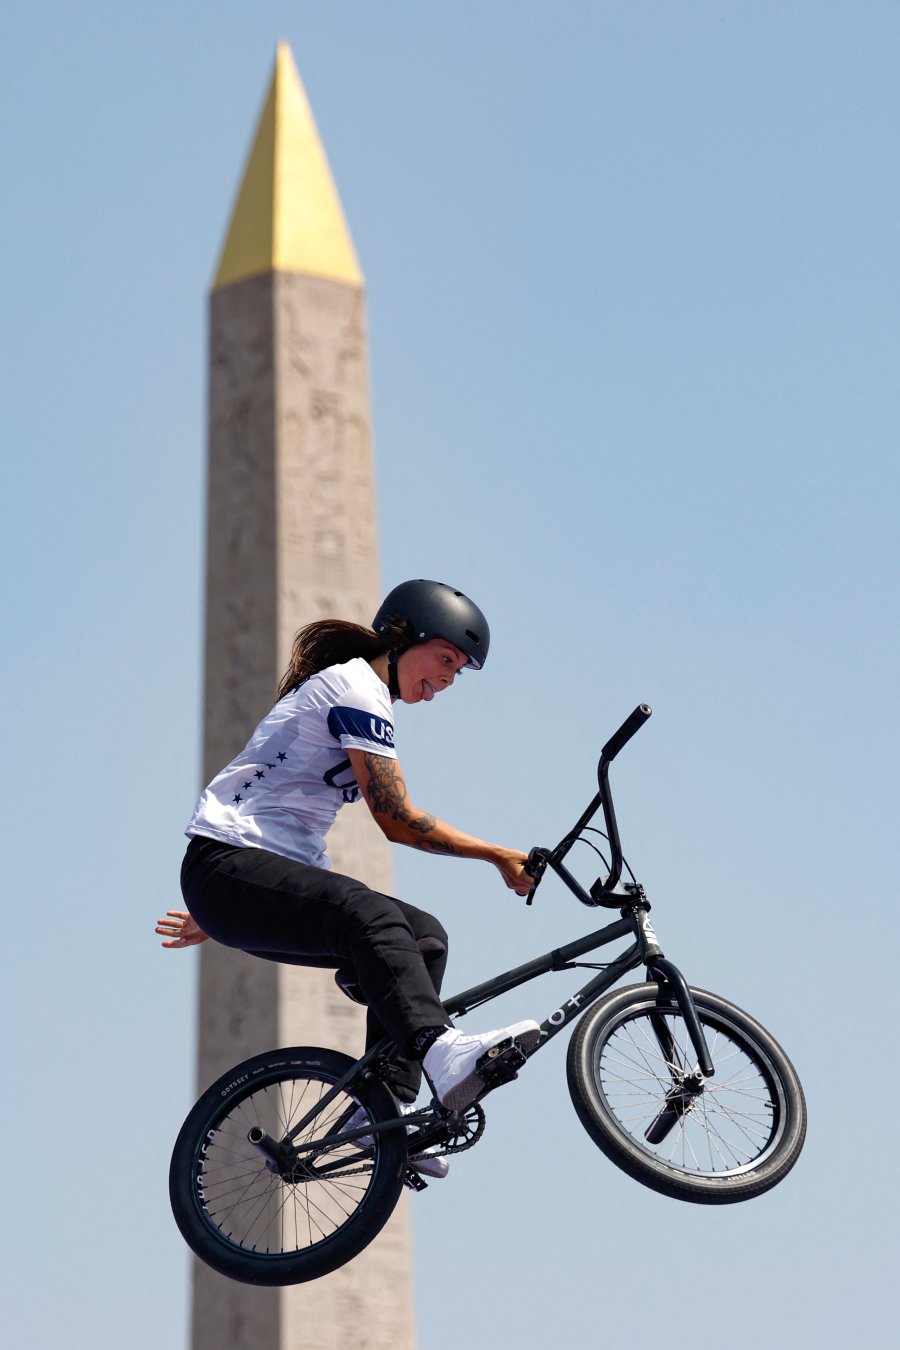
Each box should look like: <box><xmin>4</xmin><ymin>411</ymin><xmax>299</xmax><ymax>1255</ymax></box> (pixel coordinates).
<box><xmin>193</xmin><ymin>1072</ymin><xmax>380</xmax><ymax>1257</ymax></box>
<box><xmin>596</xmin><ymin>1006</ymin><xmax>780</xmax><ymax>1177</ymax></box>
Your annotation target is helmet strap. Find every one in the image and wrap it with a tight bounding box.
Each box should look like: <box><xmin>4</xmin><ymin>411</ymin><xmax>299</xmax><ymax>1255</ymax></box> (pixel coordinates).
<box><xmin>387</xmin><ymin>649</ymin><xmax>402</xmax><ymax>701</ymax></box>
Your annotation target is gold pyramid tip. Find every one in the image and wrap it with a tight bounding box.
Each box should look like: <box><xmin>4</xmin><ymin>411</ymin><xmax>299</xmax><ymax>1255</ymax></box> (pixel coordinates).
<box><xmin>213</xmin><ymin>43</ymin><xmax>363</xmax><ymax>290</ymax></box>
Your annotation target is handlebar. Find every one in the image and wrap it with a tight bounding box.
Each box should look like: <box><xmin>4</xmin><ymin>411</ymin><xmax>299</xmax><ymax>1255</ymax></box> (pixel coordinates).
<box><xmin>601</xmin><ymin>704</ymin><xmax>652</xmax><ymax>762</ymax></box>
<box><xmin>525</xmin><ymin>703</ymin><xmax>652</xmax><ymax>906</ymax></box>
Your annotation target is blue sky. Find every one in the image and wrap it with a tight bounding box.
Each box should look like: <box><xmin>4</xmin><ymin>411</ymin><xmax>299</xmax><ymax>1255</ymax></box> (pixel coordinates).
<box><xmin>3</xmin><ymin>3</ymin><xmax>898</xmax><ymax>1347</ymax></box>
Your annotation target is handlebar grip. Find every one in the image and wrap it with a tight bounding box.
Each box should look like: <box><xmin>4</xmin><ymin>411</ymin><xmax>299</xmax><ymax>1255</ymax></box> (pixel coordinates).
<box><xmin>523</xmin><ymin>847</ymin><xmax>548</xmax><ymax>905</ymax></box>
<box><xmin>601</xmin><ymin>704</ymin><xmax>652</xmax><ymax>763</ymax></box>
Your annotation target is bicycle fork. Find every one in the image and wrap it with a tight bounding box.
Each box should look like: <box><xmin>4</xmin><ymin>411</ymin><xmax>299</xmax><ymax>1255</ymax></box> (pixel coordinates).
<box><xmin>644</xmin><ymin>957</ymin><xmax>715</xmax><ymax>1145</ymax></box>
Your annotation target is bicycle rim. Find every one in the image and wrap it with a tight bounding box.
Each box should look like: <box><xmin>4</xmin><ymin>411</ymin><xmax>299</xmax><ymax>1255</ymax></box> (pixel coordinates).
<box><xmin>593</xmin><ymin>1002</ymin><xmax>784</xmax><ymax>1177</ymax></box>
<box><xmin>191</xmin><ymin>1069</ymin><xmax>387</xmax><ymax>1262</ymax></box>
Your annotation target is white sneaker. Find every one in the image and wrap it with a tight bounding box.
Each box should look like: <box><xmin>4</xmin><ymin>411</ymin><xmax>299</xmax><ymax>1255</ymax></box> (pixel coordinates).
<box><xmin>423</xmin><ymin>1020</ymin><xmax>541</xmax><ymax>1112</ymax></box>
<box><xmin>345</xmin><ymin>1102</ymin><xmax>450</xmax><ymax>1180</ymax></box>
<box><xmin>407</xmin><ymin>1147</ymin><xmax>450</xmax><ymax>1180</ymax></box>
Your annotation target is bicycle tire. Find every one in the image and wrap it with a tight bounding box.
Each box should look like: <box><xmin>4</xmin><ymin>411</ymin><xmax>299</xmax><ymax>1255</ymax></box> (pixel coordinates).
<box><xmin>169</xmin><ymin>1047</ymin><xmax>408</xmax><ymax>1285</ymax></box>
<box><xmin>567</xmin><ymin>984</ymin><xmax>806</xmax><ymax>1204</ymax></box>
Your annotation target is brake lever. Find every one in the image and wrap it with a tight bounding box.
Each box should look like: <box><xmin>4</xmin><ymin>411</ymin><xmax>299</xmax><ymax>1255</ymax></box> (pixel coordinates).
<box><xmin>524</xmin><ymin>847</ymin><xmax>550</xmax><ymax>906</ymax></box>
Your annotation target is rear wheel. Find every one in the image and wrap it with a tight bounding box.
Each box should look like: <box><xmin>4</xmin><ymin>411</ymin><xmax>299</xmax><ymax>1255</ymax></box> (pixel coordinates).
<box><xmin>169</xmin><ymin>1047</ymin><xmax>407</xmax><ymax>1285</ymax></box>
<box><xmin>567</xmin><ymin>984</ymin><xmax>806</xmax><ymax>1203</ymax></box>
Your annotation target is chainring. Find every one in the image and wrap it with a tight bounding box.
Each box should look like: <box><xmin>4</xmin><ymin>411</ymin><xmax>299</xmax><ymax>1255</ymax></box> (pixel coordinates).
<box><xmin>409</xmin><ymin>1102</ymin><xmax>486</xmax><ymax>1158</ymax></box>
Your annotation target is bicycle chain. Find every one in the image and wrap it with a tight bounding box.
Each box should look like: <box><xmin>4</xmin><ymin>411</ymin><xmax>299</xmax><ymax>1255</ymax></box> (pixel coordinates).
<box><xmin>280</xmin><ymin>1103</ymin><xmax>488</xmax><ymax>1181</ymax></box>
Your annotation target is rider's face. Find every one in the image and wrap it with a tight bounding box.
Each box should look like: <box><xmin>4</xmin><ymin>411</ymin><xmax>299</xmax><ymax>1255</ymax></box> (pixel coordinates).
<box><xmin>397</xmin><ymin>639</ymin><xmax>469</xmax><ymax>704</ymax></box>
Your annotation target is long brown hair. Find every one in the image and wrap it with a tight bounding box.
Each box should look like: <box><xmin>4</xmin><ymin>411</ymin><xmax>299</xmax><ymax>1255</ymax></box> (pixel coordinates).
<box><xmin>276</xmin><ymin>617</ymin><xmax>413</xmax><ymax>700</ymax></box>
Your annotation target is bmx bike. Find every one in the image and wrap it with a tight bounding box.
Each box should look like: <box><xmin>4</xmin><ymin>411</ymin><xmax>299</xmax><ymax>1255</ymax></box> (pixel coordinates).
<box><xmin>169</xmin><ymin>704</ymin><xmax>807</xmax><ymax>1286</ymax></box>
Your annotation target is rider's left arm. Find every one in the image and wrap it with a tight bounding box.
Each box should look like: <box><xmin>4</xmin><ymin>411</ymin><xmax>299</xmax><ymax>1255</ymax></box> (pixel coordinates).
<box><xmin>156</xmin><ymin>910</ymin><xmax>209</xmax><ymax>948</ymax></box>
<box><xmin>347</xmin><ymin>747</ymin><xmax>531</xmax><ymax>894</ymax></box>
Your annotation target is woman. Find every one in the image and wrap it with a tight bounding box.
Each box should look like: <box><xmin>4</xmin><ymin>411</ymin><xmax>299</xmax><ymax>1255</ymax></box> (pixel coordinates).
<box><xmin>158</xmin><ymin>580</ymin><xmax>539</xmax><ymax>1175</ymax></box>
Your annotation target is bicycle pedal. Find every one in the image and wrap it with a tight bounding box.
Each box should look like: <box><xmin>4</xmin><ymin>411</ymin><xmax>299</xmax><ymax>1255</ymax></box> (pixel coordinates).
<box><xmin>475</xmin><ymin>1037</ymin><xmax>527</xmax><ymax>1087</ymax></box>
<box><xmin>403</xmin><ymin>1168</ymin><xmax>428</xmax><ymax>1192</ymax></box>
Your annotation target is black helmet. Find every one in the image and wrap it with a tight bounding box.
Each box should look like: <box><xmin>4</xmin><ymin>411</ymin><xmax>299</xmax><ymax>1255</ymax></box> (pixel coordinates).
<box><xmin>373</xmin><ymin>579</ymin><xmax>490</xmax><ymax>669</ymax></box>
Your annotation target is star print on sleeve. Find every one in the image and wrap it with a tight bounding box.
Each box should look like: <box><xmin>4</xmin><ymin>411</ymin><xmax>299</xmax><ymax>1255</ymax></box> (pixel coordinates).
<box><xmin>277</xmin><ymin>752</ymin><xmax>287</xmax><ymax>762</ymax></box>
<box><xmin>233</xmin><ymin>793</ymin><xmax>242</xmax><ymax>804</ymax></box>
<box><xmin>255</xmin><ymin>770</ymin><xmax>265</xmax><ymax>780</ymax></box>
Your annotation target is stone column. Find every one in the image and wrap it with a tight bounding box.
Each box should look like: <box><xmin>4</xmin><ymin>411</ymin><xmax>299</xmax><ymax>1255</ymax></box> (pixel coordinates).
<box><xmin>190</xmin><ymin>45</ymin><xmax>415</xmax><ymax>1350</ymax></box>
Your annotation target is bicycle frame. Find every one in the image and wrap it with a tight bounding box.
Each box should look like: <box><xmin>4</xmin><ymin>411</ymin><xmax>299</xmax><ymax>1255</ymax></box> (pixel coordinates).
<box><xmin>444</xmin><ymin>702</ymin><xmax>713</xmax><ymax>1074</ymax></box>
<box><xmin>278</xmin><ymin>705</ymin><xmax>714</xmax><ymax>1156</ymax></box>
<box><xmin>443</xmin><ymin>907</ymin><xmax>713</xmax><ymax>1078</ymax></box>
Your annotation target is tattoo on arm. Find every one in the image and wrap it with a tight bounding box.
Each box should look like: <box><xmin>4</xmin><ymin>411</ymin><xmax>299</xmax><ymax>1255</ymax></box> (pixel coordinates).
<box><xmin>362</xmin><ymin>754</ymin><xmax>460</xmax><ymax>855</ymax></box>
<box><xmin>419</xmin><ymin>838</ymin><xmax>461</xmax><ymax>855</ymax></box>
<box><xmin>362</xmin><ymin>754</ymin><xmax>415</xmax><ymax>822</ymax></box>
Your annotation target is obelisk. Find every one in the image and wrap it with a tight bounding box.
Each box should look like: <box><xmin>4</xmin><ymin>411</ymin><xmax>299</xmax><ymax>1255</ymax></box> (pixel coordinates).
<box><xmin>193</xmin><ymin>43</ymin><xmax>415</xmax><ymax>1350</ymax></box>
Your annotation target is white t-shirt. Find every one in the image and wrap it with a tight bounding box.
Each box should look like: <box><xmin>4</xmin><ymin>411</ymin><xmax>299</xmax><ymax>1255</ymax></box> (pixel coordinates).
<box><xmin>186</xmin><ymin>657</ymin><xmax>396</xmax><ymax>868</ymax></box>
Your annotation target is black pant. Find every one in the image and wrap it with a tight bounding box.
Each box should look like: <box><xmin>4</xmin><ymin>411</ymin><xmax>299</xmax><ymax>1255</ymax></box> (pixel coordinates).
<box><xmin>180</xmin><ymin>835</ymin><xmax>450</xmax><ymax>1100</ymax></box>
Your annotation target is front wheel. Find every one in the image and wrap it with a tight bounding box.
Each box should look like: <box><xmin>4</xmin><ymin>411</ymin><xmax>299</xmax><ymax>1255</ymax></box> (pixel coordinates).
<box><xmin>567</xmin><ymin>984</ymin><xmax>806</xmax><ymax>1204</ymax></box>
<box><xmin>169</xmin><ymin>1047</ymin><xmax>408</xmax><ymax>1285</ymax></box>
